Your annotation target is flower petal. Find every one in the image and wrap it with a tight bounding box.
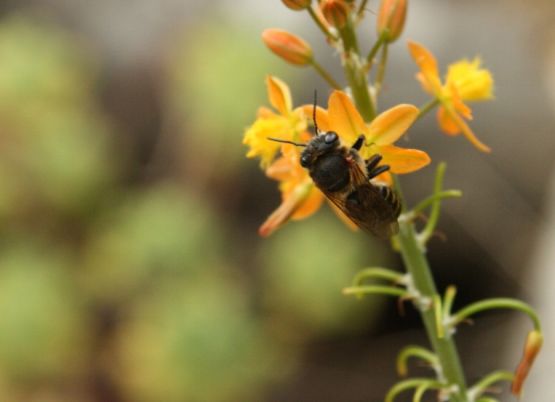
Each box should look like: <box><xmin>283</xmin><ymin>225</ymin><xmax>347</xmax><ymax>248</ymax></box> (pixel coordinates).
<box><xmin>266</xmin><ymin>75</ymin><xmax>292</xmax><ymax>116</ymax></box>
<box><xmin>299</xmin><ymin>104</ymin><xmax>331</xmax><ymax>133</ymax></box>
<box><xmin>368</xmin><ymin>104</ymin><xmax>419</xmax><ymax>145</ymax></box>
<box><xmin>328</xmin><ymin>90</ymin><xmax>368</xmax><ymax>144</ymax></box>
<box><xmin>442</xmin><ymin>105</ymin><xmax>491</xmax><ymax>153</ymax></box>
<box><xmin>266</xmin><ymin>155</ymin><xmax>294</xmax><ymax>181</ymax></box>
<box><xmin>445</xmin><ymin>57</ymin><xmax>494</xmax><ymax>101</ymax></box>
<box><xmin>257</xmin><ymin>106</ymin><xmax>276</xmax><ymax>118</ymax></box>
<box><xmin>291</xmin><ymin>186</ymin><xmax>325</xmax><ymax>220</ymax></box>
<box><xmin>408</xmin><ymin>41</ymin><xmax>443</xmax><ymax>95</ymax></box>
<box><xmin>437</xmin><ymin>107</ymin><xmax>461</xmax><ymax>136</ymax></box>
<box><xmin>243</xmin><ymin>114</ymin><xmax>292</xmax><ymax>167</ymax></box>
<box><xmin>379</xmin><ymin>145</ymin><xmax>431</xmax><ymax>174</ymax></box>
<box><xmin>449</xmin><ymin>86</ymin><xmax>473</xmax><ymax>120</ymax></box>
<box><xmin>258</xmin><ymin>181</ymin><xmax>314</xmax><ymax>237</ymax></box>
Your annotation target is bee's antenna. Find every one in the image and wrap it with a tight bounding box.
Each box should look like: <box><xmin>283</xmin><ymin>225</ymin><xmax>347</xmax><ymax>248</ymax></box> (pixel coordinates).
<box><xmin>267</xmin><ymin>137</ymin><xmax>307</xmax><ymax>147</ymax></box>
<box><xmin>313</xmin><ymin>90</ymin><xmax>319</xmax><ymax>134</ymax></box>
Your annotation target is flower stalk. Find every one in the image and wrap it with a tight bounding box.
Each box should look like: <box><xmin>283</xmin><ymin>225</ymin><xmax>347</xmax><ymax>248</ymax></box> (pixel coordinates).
<box><xmin>338</xmin><ymin>17</ymin><xmax>376</xmax><ymax>120</ymax></box>
<box><xmin>397</xmin><ymin>222</ymin><xmax>469</xmax><ymax>402</ymax></box>
<box><xmin>340</xmin><ymin>17</ymin><xmax>469</xmax><ymax>402</ymax></box>
<box><xmin>245</xmin><ymin>1</ymin><xmax>542</xmax><ymax>400</ymax></box>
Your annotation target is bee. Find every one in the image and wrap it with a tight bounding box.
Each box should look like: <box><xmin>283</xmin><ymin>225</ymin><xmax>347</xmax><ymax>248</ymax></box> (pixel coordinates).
<box><xmin>269</xmin><ymin>100</ymin><xmax>401</xmax><ymax>238</ymax></box>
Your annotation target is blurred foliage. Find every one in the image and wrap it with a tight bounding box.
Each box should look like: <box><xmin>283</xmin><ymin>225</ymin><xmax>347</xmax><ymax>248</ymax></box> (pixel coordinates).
<box><xmin>83</xmin><ymin>185</ymin><xmax>222</xmax><ymax>304</ymax></box>
<box><xmin>0</xmin><ymin>17</ymin><xmax>113</xmax><ymax>219</ymax></box>
<box><xmin>115</xmin><ymin>277</ymin><xmax>288</xmax><ymax>402</ymax></box>
<box><xmin>261</xmin><ymin>212</ymin><xmax>388</xmax><ymax>339</ymax></box>
<box><xmin>167</xmin><ymin>19</ymin><xmax>293</xmax><ymax>172</ymax></box>
<box><xmin>0</xmin><ymin>244</ymin><xmax>90</xmax><ymax>381</ymax></box>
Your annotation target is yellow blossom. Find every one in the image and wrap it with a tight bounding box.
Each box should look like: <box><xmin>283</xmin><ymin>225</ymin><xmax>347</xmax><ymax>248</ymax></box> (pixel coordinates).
<box><xmin>243</xmin><ymin>75</ymin><xmax>307</xmax><ymax>168</ymax></box>
<box><xmin>243</xmin><ymin>76</ymin><xmax>322</xmax><ymax>236</ymax></box>
<box><xmin>408</xmin><ymin>40</ymin><xmax>494</xmax><ymax>153</ymax></box>
<box><xmin>446</xmin><ymin>58</ymin><xmax>494</xmax><ymax>101</ymax></box>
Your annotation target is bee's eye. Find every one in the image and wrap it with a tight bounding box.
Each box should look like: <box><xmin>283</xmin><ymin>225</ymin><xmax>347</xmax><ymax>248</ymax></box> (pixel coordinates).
<box><xmin>324</xmin><ymin>132</ymin><xmax>338</xmax><ymax>144</ymax></box>
<box><xmin>300</xmin><ymin>153</ymin><xmax>310</xmax><ymax>167</ymax></box>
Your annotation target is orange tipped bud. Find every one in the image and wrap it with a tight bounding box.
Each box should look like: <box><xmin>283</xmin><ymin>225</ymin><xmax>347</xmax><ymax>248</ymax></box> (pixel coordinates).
<box><xmin>512</xmin><ymin>330</ymin><xmax>543</xmax><ymax>397</ymax></box>
<box><xmin>281</xmin><ymin>0</ymin><xmax>311</xmax><ymax>10</ymax></box>
<box><xmin>377</xmin><ymin>0</ymin><xmax>407</xmax><ymax>43</ymax></box>
<box><xmin>320</xmin><ymin>0</ymin><xmax>350</xmax><ymax>29</ymax></box>
<box><xmin>262</xmin><ymin>29</ymin><xmax>313</xmax><ymax>66</ymax></box>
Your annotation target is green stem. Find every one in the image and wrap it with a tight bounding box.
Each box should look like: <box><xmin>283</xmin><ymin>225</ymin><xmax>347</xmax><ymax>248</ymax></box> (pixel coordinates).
<box><xmin>342</xmin><ymin>285</ymin><xmax>408</xmax><ymax>298</ymax></box>
<box><xmin>442</xmin><ymin>286</ymin><xmax>457</xmax><ymax>321</ymax></box>
<box><xmin>356</xmin><ymin>0</ymin><xmax>370</xmax><ymax>22</ymax></box>
<box><xmin>397</xmin><ymin>222</ymin><xmax>469</xmax><ymax>402</ymax></box>
<box><xmin>366</xmin><ymin>34</ymin><xmax>385</xmax><ymax>68</ymax></box>
<box><xmin>396</xmin><ymin>345</ymin><xmax>439</xmax><ymax>377</ymax></box>
<box><xmin>417</xmin><ymin>98</ymin><xmax>440</xmax><ymax>121</ymax></box>
<box><xmin>468</xmin><ymin>370</ymin><xmax>514</xmax><ymax>401</ymax></box>
<box><xmin>418</xmin><ymin>162</ymin><xmax>447</xmax><ymax>245</ymax></box>
<box><xmin>385</xmin><ymin>378</ymin><xmax>445</xmax><ymax>402</ymax></box>
<box><xmin>450</xmin><ymin>298</ymin><xmax>542</xmax><ymax>331</ymax></box>
<box><xmin>374</xmin><ymin>43</ymin><xmax>389</xmax><ymax>96</ymax></box>
<box><xmin>413</xmin><ymin>382</ymin><xmax>444</xmax><ymax>402</ymax></box>
<box><xmin>408</xmin><ymin>190</ymin><xmax>462</xmax><ymax>218</ymax></box>
<box><xmin>311</xmin><ymin>59</ymin><xmax>342</xmax><ymax>89</ymax></box>
<box><xmin>352</xmin><ymin>266</ymin><xmax>405</xmax><ymax>286</ymax></box>
<box><xmin>338</xmin><ymin>18</ymin><xmax>376</xmax><ymax>120</ymax></box>
<box><xmin>307</xmin><ymin>6</ymin><xmax>337</xmax><ymax>41</ymax></box>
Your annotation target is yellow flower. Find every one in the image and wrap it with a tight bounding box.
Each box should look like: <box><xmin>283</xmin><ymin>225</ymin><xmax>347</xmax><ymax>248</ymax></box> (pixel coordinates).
<box><xmin>408</xmin><ymin>40</ymin><xmax>494</xmax><ymax>153</ymax></box>
<box><xmin>252</xmin><ymin>87</ymin><xmax>430</xmax><ymax>237</ymax></box>
<box><xmin>243</xmin><ymin>76</ymin><xmax>321</xmax><ymax>236</ymax></box>
<box><xmin>243</xmin><ymin>75</ymin><xmax>307</xmax><ymax>168</ymax></box>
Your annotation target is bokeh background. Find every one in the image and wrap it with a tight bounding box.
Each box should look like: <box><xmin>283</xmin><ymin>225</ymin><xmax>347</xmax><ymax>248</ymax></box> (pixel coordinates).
<box><xmin>0</xmin><ymin>0</ymin><xmax>553</xmax><ymax>401</ymax></box>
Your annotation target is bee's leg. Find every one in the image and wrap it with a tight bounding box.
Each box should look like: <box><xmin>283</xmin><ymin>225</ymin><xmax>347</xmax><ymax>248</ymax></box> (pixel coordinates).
<box><xmin>365</xmin><ymin>154</ymin><xmax>383</xmax><ymax>172</ymax></box>
<box><xmin>351</xmin><ymin>134</ymin><xmax>365</xmax><ymax>151</ymax></box>
<box><xmin>368</xmin><ymin>164</ymin><xmax>390</xmax><ymax>180</ymax></box>
<box><xmin>366</xmin><ymin>154</ymin><xmax>390</xmax><ymax>179</ymax></box>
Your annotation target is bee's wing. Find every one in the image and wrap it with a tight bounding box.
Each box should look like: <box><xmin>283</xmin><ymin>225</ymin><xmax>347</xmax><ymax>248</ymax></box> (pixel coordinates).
<box><xmin>322</xmin><ymin>161</ymin><xmax>400</xmax><ymax>238</ymax></box>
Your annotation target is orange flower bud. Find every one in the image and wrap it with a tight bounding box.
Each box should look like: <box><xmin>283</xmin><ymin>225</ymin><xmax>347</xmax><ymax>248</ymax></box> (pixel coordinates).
<box><xmin>262</xmin><ymin>29</ymin><xmax>313</xmax><ymax>66</ymax></box>
<box><xmin>320</xmin><ymin>0</ymin><xmax>350</xmax><ymax>29</ymax></box>
<box><xmin>281</xmin><ymin>0</ymin><xmax>311</xmax><ymax>10</ymax></box>
<box><xmin>512</xmin><ymin>330</ymin><xmax>543</xmax><ymax>397</ymax></box>
<box><xmin>377</xmin><ymin>0</ymin><xmax>407</xmax><ymax>43</ymax></box>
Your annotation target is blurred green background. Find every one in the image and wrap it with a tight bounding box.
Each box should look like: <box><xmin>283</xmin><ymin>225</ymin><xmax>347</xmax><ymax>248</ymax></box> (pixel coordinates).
<box><xmin>0</xmin><ymin>1</ymin><xmax>554</xmax><ymax>401</ymax></box>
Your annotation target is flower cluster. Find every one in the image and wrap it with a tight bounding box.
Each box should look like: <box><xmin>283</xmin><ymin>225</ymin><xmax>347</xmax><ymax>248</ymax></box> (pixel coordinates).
<box><xmin>244</xmin><ymin>75</ymin><xmax>430</xmax><ymax>236</ymax></box>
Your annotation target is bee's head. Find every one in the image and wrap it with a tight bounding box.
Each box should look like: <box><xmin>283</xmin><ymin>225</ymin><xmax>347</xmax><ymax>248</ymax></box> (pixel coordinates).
<box><xmin>300</xmin><ymin>131</ymin><xmax>340</xmax><ymax>167</ymax></box>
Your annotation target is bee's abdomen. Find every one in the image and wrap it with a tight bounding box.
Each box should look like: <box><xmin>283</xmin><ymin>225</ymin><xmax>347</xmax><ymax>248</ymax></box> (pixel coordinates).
<box><xmin>310</xmin><ymin>154</ymin><xmax>350</xmax><ymax>193</ymax></box>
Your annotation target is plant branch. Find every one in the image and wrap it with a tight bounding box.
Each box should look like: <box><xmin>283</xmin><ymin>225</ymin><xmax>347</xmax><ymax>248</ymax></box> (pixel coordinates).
<box><xmin>449</xmin><ymin>298</ymin><xmax>542</xmax><ymax>332</ymax></box>
<box><xmin>311</xmin><ymin>59</ymin><xmax>342</xmax><ymax>89</ymax></box>
<box><xmin>396</xmin><ymin>345</ymin><xmax>439</xmax><ymax>377</ymax></box>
